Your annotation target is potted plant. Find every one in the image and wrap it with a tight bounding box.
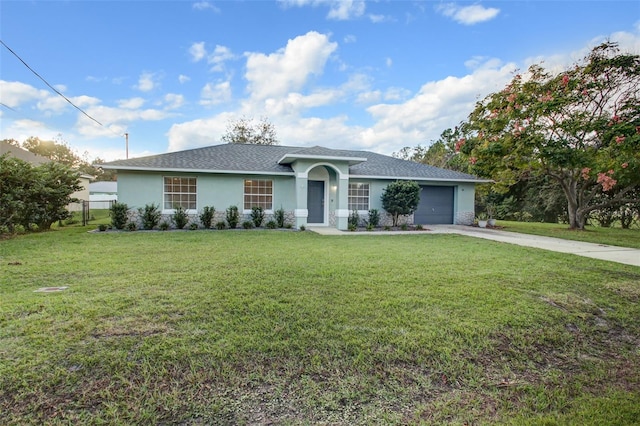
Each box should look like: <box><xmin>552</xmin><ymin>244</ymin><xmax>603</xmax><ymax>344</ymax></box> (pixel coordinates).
<box><xmin>477</xmin><ymin>212</ymin><xmax>488</xmax><ymax>228</ymax></box>
<box><xmin>486</xmin><ymin>204</ymin><xmax>497</xmax><ymax>227</ymax></box>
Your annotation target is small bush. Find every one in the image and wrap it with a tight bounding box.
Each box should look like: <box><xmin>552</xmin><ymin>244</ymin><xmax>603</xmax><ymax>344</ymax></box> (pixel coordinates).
<box><xmin>215</xmin><ymin>221</ymin><xmax>226</xmax><ymax>230</ymax></box>
<box><xmin>366</xmin><ymin>223</ymin><xmax>374</xmax><ymax>231</ymax></box>
<box><xmin>384</xmin><ymin>225</ymin><xmax>391</xmax><ymax>231</ymax></box>
<box><xmin>126</xmin><ymin>221</ymin><xmax>138</xmax><ymax>231</ymax></box>
<box><xmin>159</xmin><ymin>221</ymin><xmax>170</xmax><ymax>231</ymax></box>
<box><xmin>226</xmin><ymin>206</ymin><xmax>239</xmax><ymax>228</ymax></box>
<box><xmin>0</xmin><ymin>225</ymin><xmax>10</xmax><ymax>234</ymax></box>
<box><xmin>415</xmin><ymin>224</ymin><xmax>424</xmax><ymax>230</ymax></box>
<box><xmin>189</xmin><ymin>223</ymin><xmax>199</xmax><ymax>230</ymax></box>
<box><xmin>139</xmin><ymin>203</ymin><xmax>161</xmax><ymax>230</ymax></box>
<box><xmin>348</xmin><ymin>210</ymin><xmax>359</xmax><ymax>229</ymax></box>
<box><xmin>110</xmin><ymin>202</ymin><xmax>129</xmax><ymax>230</ymax></box>
<box><xmin>98</xmin><ymin>224</ymin><xmax>108</xmax><ymax>232</ymax></box>
<box><xmin>266</xmin><ymin>220</ymin><xmax>277</xmax><ymax>229</ymax></box>
<box><xmin>299</xmin><ymin>225</ymin><xmax>306</xmax><ymax>231</ymax></box>
<box><xmin>368</xmin><ymin>209</ymin><xmax>380</xmax><ymax>228</ymax></box>
<box><xmin>14</xmin><ymin>224</ymin><xmax>26</xmax><ymax>234</ymax></box>
<box><xmin>199</xmin><ymin>206</ymin><xmax>215</xmax><ymax>229</ymax></box>
<box><xmin>348</xmin><ymin>223</ymin><xmax>357</xmax><ymax>232</ymax></box>
<box><xmin>275</xmin><ymin>207</ymin><xmax>286</xmax><ymax>228</ymax></box>
<box><xmin>285</xmin><ymin>223</ymin><xmax>293</xmax><ymax>229</ymax></box>
<box><xmin>250</xmin><ymin>206</ymin><xmax>265</xmax><ymax>227</ymax></box>
<box><xmin>172</xmin><ymin>206</ymin><xmax>189</xmax><ymax>229</ymax></box>
<box><xmin>400</xmin><ymin>223</ymin><xmax>409</xmax><ymax>231</ymax></box>
<box><xmin>242</xmin><ymin>220</ymin><xmax>254</xmax><ymax>229</ymax></box>
<box><xmin>28</xmin><ymin>223</ymin><xmax>39</xmax><ymax>232</ymax></box>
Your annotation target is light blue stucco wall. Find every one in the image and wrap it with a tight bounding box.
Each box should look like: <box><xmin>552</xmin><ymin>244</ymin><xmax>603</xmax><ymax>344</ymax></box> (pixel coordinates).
<box><xmin>117</xmin><ymin>171</ymin><xmax>297</xmax><ymax>213</ymax></box>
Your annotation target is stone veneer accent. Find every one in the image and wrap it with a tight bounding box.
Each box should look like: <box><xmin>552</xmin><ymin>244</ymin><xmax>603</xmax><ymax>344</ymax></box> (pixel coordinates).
<box><xmin>455</xmin><ymin>211</ymin><xmax>475</xmax><ymax>226</ymax></box>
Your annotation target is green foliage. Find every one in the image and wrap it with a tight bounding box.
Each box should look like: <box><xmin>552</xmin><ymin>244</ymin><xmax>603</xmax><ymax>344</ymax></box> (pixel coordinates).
<box><xmin>98</xmin><ymin>224</ymin><xmax>108</xmax><ymax>232</ymax></box>
<box><xmin>189</xmin><ymin>223</ymin><xmax>199</xmax><ymax>230</ymax></box>
<box><xmin>242</xmin><ymin>220</ymin><xmax>254</xmax><ymax>229</ymax></box>
<box><xmin>138</xmin><ymin>203</ymin><xmax>161</xmax><ymax>230</ymax></box>
<box><xmin>367</xmin><ymin>209</ymin><xmax>380</xmax><ymax>228</ymax></box>
<box><xmin>381</xmin><ymin>180</ymin><xmax>421</xmax><ymax>226</ymax></box>
<box><xmin>299</xmin><ymin>225</ymin><xmax>306</xmax><ymax>231</ymax></box>
<box><xmin>215</xmin><ymin>221</ymin><xmax>227</xmax><ymax>230</ymax></box>
<box><xmin>415</xmin><ymin>224</ymin><xmax>424</xmax><ymax>230</ymax></box>
<box><xmin>463</xmin><ymin>42</ymin><xmax>640</xmax><ymax>229</ymax></box>
<box><xmin>226</xmin><ymin>206</ymin><xmax>239</xmax><ymax>228</ymax></box>
<box><xmin>250</xmin><ymin>206</ymin><xmax>265</xmax><ymax>227</ymax></box>
<box><xmin>348</xmin><ymin>210</ymin><xmax>359</xmax><ymax>229</ymax></box>
<box><xmin>400</xmin><ymin>223</ymin><xmax>409</xmax><ymax>231</ymax></box>
<box><xmin>159</xmin><ymin>221</ymin><xmax>170</xmax><ymax>231</ymax></box>
<box><xmin>266</xmin><ymin>220</ymin><xmax>277</xmax><ymax>229</ymax></box>
<box><xmin>172</xmin><ymin>205</ymin><xmax>189</xmax><ymax>229</ymax></box>
<box><xmin>275</xmin><ymin>207</ymin><xmax>286</xmax><ymax>228</ymax></box>
<box><xmin>221</xmin><ymin>116</ymin><xmax>279</xmax><ymax>145</ymax></box>
<box><xmin>0</xmin><ymin>154</ymin><xmax>82</xmax><ymax>231</ymax></box>
<box><xmin>199</xmin><ymin>206</ymin><xmax>215</xmax><ymax>229</ymax></box>
<box><xmin>109</xmin><ymin>202</ymin><xmax>129</xmax><ymax>230</ymax></box>
<box><xmin>126</xmin><ymin>221</ymin><xmax>137</xmax><ymax>231</ymax></box>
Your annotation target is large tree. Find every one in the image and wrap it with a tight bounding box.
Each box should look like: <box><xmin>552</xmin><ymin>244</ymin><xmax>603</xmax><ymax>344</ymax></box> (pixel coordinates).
<box><xmin>221</xmin><ymin>116</ymin><xmax>279</xmax><ymax>145</ymax></box>
<box><xmin>462</xmin><ymin>43</ymin><xmax>640</xmax><ymax>229</ymax></box>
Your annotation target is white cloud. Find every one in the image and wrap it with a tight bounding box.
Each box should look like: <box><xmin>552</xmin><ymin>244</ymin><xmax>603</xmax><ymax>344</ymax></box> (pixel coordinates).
<box><xmin>189</xmin><ymin>42</ymin><xmax>207</xmax><ymax>62</ymax></box>
<box><xmin>437</xmin><ymin>3</ymin><xmax>500</xmax><ymax>25</ymax></box>
<box><xmin>369</xmin><ymin>14</ymin><xmax>392</xmax><ymax>23</ymax></box>
<box><xmin>0</xmin><ymin>80</ymin><xmax>48</xmax><ymax>107</ymax></box>
<box><xmin>385</xmin><ymin>57</ymin><xmax>392</xmax><ymax>68</ymax></box>
<box><xmin>244</xmin><ymin>31</ymin><xmax>337</xmax><ymax>100</ymax></box>
<box><xmin>135</xmin><ymin>72</ymin><xmax>158</xmax><ymax>92</ymax></box>
<box><xmin>192</xmin><ymin>1</ymin><xmax>220</xmax><ymax>12</ymax></box>
<box><xmin>343</xmin><ymin>34</ymin><xmax>357</xmax><ymax>43</ymax></box>
<box><xmin>118</xmin><ymin>97</ymin><xmax>145</xmax><ymax>109</ymax></box>
<box><xmin>209</xmin><ymin>45</ymin><xmax>236</xmax><ymax>72</ymax></box>
<box><xmin>279</xmin><ymin>0</ymin><xmax>365</xmax><ymax>20</ymax></box>
<box><xmin>199</xmin><ymin>81</ymin><xmax>232</xmax><ymax>106</ymax></box>
<box><xmin>179</xmin><ymin>74</ymin><xmax>190</xmax><ymax>84</ymax></box>
<box><xmin>164</xmin><ymin>93</ymin><xmax>185</xmax><ymax>110</ymax></box>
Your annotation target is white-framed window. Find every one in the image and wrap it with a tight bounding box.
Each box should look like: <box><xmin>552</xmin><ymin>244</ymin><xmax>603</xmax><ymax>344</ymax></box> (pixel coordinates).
<box><xmin>244</xmin><ymin>179</ymin><xmax>273</xmax><ymax>211</ymax></box>
<box><xmin>164</xmin><ymin>177</ymin><xmax>196</xmax><ymax>210</ymax></box>
<box><xmin>348</xmin><ymin>182</ymin><xmax>369</xmax><ymax>211</ymax></box>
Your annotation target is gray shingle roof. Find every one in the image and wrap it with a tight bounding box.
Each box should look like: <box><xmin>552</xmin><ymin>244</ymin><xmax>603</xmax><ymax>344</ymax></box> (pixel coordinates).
<box><xmin>101</xmin><ymin>143</ymin><xmax>483</xmax><ymax>182</ymax></box>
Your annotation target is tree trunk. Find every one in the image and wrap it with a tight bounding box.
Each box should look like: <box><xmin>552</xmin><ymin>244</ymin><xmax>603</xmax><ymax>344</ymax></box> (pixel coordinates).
<box><xmin>562</xmin><ymin>179</ymin><xmax>586</xmax><ymax>230</ymax></box>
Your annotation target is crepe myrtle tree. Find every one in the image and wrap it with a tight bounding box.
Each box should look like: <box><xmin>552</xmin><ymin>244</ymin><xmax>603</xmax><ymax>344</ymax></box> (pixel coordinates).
<box><xmin>460</xmin><ymin>42</ymin><xmax>640</xmax><ymax>230</ymax></box>
<box><xmin>381</xmin><ymin>180</ymin><xmax>421</xmax><ymax>227</ymax></box>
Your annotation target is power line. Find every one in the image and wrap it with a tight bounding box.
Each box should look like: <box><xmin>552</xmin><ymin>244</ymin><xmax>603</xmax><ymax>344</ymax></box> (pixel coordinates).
<box><xmin>1</xmin><ymin>39</ymin><xmax>104</xmax><ymax>127</ymax></box>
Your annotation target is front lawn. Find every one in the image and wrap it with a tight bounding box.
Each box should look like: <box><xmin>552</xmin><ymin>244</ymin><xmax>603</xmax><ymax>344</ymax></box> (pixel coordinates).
<box><xmin>1</xmin><ymin>229</ymin><xmax>639</xmax><ymax>424</ymax></box>
<box><xmin>498</xmin><ymin>220</ymin><xmax>640</xmax><ymax>249</ymax></box>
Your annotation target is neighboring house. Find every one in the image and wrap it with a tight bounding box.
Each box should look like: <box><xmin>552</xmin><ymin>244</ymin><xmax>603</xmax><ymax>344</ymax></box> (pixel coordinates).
<box><xmin>100</xmin><ymin>143</ymin><xmax>488</xmax><ymax>230</ymax></box>
<box><xmin>1</xmin><ymin>140</ymin><xmax>92</xmax><ymax>212</ymax></box>
<box><xmin>89</xmin><ymin>181</ymin><xmax>118</xmax><ymax>209</ymax></box>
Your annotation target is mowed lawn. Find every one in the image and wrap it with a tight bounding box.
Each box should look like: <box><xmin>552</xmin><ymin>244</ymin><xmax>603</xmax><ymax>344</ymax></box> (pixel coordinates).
<box><xmin>1</xmin><ymin>229</ymin><xmax>639</xmax><ymax>425</ymax></box>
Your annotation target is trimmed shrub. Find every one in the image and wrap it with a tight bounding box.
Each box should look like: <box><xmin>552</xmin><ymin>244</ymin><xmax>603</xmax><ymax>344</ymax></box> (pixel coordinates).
<box><xmin>275</xmin><ymin>207</ymin><xmax>286</xmax><ymax>228</ymax></box>
<box><xmin>189</xmin><ymin>223</ymin><xmax>198</xmax><ymax>230</ymax></box>
<box><xmin>98</xmin><ymin>224</ymin><xmax>108</xmax><ymax>232</ymax></box>
<box><xmin>250</xmin><ymin>206</ymin><xmax>265</xmax><ymax>227</ymax></box>
<box><xmin>348</xmin><ymin>210</ymin><xmax>359</xmax><ymax>229</ymax></box>
<box><xmin>242</xmin><ymin>220</ymin><xmax>254</xmax><ymax>229</ymax></box>
<box><xmin>159</xmin><ymin>221</ymin><xmax>170</xmax><ymax>231</ymax></box>
<box><xmin>266</xmin><ymin>220</ymin><xmax>277</xmax><ymax>229</ymax></box>
<box><xmin>126</xmin><ymin>221</ymin><xmax>138</xmax><ymax>231</ymax></box>
<box><xmin>110</xmin><ymin>202</ymin><xmax>129</xmax><ymax>230</ymax></box>
<box><xmin>367</xmin><ymin>209</ymin><xmax>380</xmax><ymax>228</ymax></box>
<box><xmin>226</xmin><ymin>206</ymin><xmax>239</xmax><ymax>229</ymax></box>
<box><xmin>199</xmin><ymin>206</ymin><xmax>215</xmax><ymax>229</ymax></box>
<box><xmin>215</xmin><ymin>221</ymin><xmax>226</xmax><ymax>230</ymax></box>
<box><xmin>172</xmin><ymin>205</ymin><xmax>189</xmax><ymax>229</ymax></box>
<box><xmin>138</xmin><ymin>203</ymin><xmax>161</xmax><ymax>230</ymax></box>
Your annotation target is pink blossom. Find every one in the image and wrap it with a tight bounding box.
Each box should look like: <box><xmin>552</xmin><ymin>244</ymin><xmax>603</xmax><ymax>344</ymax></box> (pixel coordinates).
<box><xmin>540</xmin><ymin>92</ymin><xmax>554</xmax><ymax>102</ymax></box>
<box><xmin>469</xmin><ymin>157</ymin><xmax>477</xmax><ymax>165</ymax></box>
<box><xmin>507</xmin><ymin>93</ymin><xmax>517</xmax><ymax>103</ymax></box>
<box><xmin>597</xmin><ymin>172</ymin><xmax>617</xmax><ymax>191</ymax></box>
<box><xmin>615</xmin><ymin>135</ymin><xmax>625</xmax><ymax>144</ymax></box>
<box><xmin>562</xmin><ymin>75</ymin><xmax>569</xmax><ymax>86</ymax></box>
<box><xmin>581</xmin><ymin>167</ymin><xmax>591</xmax><ymax>180</ymax></box>
<box><xmin>454</xmin><ymin>138</ymin><xmax>466</xmax><ymax>152</ymax></box>
<box><xmin>622</xmin><ymin>162</ymin><xmax>628</xmax><ymax>169</ymax></box>
<box><xmin>581</xmin><ymin>89</ymin><xmax>588</xmax><ymax>96</ymax></box>
<box><xmin>613</xmin><ymin>115</ymin><xmax>620</xmax><ymax>122</ymax></box>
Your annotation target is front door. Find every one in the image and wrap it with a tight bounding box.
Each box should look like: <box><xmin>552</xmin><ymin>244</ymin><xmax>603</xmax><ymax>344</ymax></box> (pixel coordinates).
<box><xmin>307</xmin><ymin>180</ymin><xmax>325</xmax><ymax>224</ymax></box>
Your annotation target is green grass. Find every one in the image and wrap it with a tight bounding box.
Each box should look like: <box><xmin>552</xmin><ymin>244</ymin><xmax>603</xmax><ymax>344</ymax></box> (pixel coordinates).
<box><xmin>498</xmin><ymin>220</ymin><xmax>640</xmax><ymax>249</ymax></box>
<box><xmin>1</xmin><ymin>228</ymin><xmax>639</xmax><ymax>425</ymax></box>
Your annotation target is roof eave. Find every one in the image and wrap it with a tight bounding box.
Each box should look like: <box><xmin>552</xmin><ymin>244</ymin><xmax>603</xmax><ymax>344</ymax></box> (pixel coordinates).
<box><xmin>278</xmin><ymin>153</ymin><xmax>367</xmax><ymax>166</ymax></box>
<box><xmin>97</xmin><ymin>165</ymin><xmax>294</xmax><ymax>176</ymax></box>
<box><xmin>350</xmin><ymin>174</ymin><xmax>492</xmax><ymax>183</ymax></box>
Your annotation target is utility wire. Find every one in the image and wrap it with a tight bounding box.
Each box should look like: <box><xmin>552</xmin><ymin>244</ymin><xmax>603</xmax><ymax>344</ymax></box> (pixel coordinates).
<box><xmin>1</xmin><ymin>39</ymin><xmax>104</xmax><ymax>127</ymax></box>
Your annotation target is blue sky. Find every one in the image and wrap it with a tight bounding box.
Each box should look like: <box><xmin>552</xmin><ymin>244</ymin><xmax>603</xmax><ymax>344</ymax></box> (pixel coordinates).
<box><xmin>1</xmin><ymin>1</ymin><xmax>639</xmax><ymax>161</ymax></box>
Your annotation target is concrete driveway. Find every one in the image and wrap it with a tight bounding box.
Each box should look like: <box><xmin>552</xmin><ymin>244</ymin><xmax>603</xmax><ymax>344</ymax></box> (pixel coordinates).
<box><xmin>307</xmin><ymin>225</ymin><xmax>640</xmax><ymax>267</ymax></box>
